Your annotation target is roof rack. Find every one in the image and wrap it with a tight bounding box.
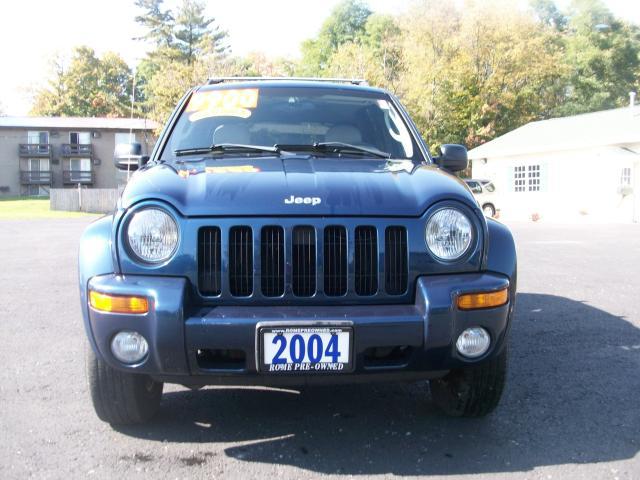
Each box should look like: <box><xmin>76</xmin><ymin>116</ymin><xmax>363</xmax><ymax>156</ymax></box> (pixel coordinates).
<box><xmin>206</xmin><ymin>76</ymin><xmax>368</xmax><ymax>86</ymax></box>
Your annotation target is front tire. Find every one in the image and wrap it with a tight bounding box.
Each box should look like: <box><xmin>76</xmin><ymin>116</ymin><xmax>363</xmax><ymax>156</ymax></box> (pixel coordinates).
<box><xmin>429</xmin><ymin>346</ymin><xmax>507</xmax><ymax>417</ymax></box>
<box><xmin>85</xmin><ymin>344</ymin><xmax>163</xmax><ymax>425</ymax></box>
<box><xmin>482</xmin><ymin>203</ymin><xmax>496</xmax><ymax>217</ymax></box>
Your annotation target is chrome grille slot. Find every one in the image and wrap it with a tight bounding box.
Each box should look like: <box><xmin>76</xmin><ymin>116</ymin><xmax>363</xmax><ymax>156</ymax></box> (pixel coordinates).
<box><xmin>323</xmin><ymin>225</ymin><xmax>347</xmax><ymax>296</ymax></box>
<box><xmin>229</xmin><ymin>226</ymin><xmax>253</xmax><ymax>297</ymax></box>
<box><xmin>292</xmin><ymin>226</ymin><xmax>316</xmax><ymax>297</ymax></box>
<box><xmin>354</xmin><ymin>226</ymin><xmax>378</xmax><ymax>296</ymax></box>
<box><xmin>197</xmin><ymin>227</ymin><xmax>222</xmax><ymax>296</ymax></box>
<box><xmin>385</xmin><ymin>226</ymin><xmax>408</xmax><ymax>295</ymax></box>
<box><xmin>261</xmin><ymin>226</ymin><xmax>285</xmax><ymax>297</ymax></box>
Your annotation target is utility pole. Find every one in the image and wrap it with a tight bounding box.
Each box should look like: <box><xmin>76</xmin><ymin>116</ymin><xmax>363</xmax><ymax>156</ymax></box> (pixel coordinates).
<box><xmin>127</xmin><ymin>68</ymin><xmax>137</xmax><ymax>182</ymax></box>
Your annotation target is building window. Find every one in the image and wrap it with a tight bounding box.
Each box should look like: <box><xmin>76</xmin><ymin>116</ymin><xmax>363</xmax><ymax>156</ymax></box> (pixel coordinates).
<box><xmin>27</xmin><ymin>131</ymin><xmax>50</xmax><ymax>154</ymax></box>
<box><xmin>528</xmin><ymin>164</ymin><xmax>540</xmax><ymax>191</ymax></box>
<box><xmin>621</xmin><ymin>167</ymin><xmax>631</xmax><ymax>187</ymax></box>
<box><xmin>115</xmin><ymin>132</ymin><xmax>136</xmax><ymax>145</ymax></box>
<box><xmin>514</xmin><ymin>166</ymin><xmax>526</xmax><ymax>192</ymax></box>
<box><xmin>28</xmin><ymin>130</ymin><xmax>49</xmax><ymax>144</ymax></box>
<box><xmin>514</xmin><ymin>164</ymin><xmax>542</xmax><ymax>192</ymax></box>
<box><xmin>69</xmin><ymin>158</ymin><xmax>92</xmax><ymax>182</ymax></box>
<box><xmin>28</xmin><ymin>158</ymin><xmax>50</xmax><ymax>173</ymax></box>
<box><xmin>69</xmin><ymin>132</ymin><xmax>91</xmax><ymax>145</ymax></box>
<box><xmin>69</xmin><ymin>158</ymin><xmax>91</xmax><ymax>171</ymax></box>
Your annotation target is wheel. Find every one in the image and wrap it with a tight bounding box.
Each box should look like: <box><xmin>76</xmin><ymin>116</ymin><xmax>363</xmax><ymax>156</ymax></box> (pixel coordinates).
<box><xmin>85</xmin><ymin>344</ymin><xmax>163</xmax><ymax>425</ymax></box>
<box><xmin>429</xmin><ymin>346</ymin><xmax>507</xmax><ymax>417</ymax></box>
<box><xmin>482</xmin><ymin>203</ymin><xmax>496</xmax><ymax>217</ymax></box>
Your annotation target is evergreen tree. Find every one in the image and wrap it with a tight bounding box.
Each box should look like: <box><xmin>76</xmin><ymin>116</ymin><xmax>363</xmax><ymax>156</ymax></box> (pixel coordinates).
<box><xmin>134</xmin><ymin>0</ymin><xmax>229</xmax><ymax>122</ymax></box>
<box><xmin>134</xmin><ymin>0</ymin><xmax>174</xmax><ymax>48</ymax></box>
<box><xmin>173</xmin><ymin>0</ymin><xmax>228</xmax><ymax>64</ymax></box>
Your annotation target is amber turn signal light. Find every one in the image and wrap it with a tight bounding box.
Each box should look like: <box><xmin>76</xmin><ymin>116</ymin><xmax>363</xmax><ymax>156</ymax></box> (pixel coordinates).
<box><xmin>457</xmin><ymin>288</ymin><xmax>509</xmax><ymax>310</ymax></box>
<box><xmin>89</xmin><ymin>290</ymin><xmax>149</xmax><ymax>314</ymax></box>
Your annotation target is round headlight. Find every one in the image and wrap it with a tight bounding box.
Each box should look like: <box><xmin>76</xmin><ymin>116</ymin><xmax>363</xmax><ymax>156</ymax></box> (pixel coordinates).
<box><xmin>127</xmin><ymin>208</ymin><xmax>178</xmax><ymax>263</ymax></box>
<box><xmin>425</xmin><ymin>208</ymin><xmax>473</xmax><ymax>260</ymax></box>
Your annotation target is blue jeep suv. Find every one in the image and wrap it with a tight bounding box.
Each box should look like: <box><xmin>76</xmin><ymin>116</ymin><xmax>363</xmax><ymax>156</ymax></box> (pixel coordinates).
<box><xmin>80</xmin><ymin>78</ymin><xmax>517</xmax><ymax>424</ymax></box>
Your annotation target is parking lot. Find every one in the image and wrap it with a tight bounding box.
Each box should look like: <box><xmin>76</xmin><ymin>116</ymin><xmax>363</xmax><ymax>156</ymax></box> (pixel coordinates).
<box><xmin>1</xmin><ymin>217</ymin><xmax>638</xmax><ymax>479</ymax></box>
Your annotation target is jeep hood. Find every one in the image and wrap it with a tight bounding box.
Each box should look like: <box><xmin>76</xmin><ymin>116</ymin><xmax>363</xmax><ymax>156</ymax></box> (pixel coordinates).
<box><xmin>121</xmin><ymin>157</ymin><xmax>476</xmax><ymax>217</ymax></box>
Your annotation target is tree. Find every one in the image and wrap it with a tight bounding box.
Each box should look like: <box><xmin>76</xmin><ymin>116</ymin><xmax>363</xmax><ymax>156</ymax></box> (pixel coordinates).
<box><xmin>173</xmin><ymin>0</ymin><xmax>228</xmax><ymax>64</ymax></box>
<box><xmin>298</xmin><ymin>0</ymin><xmax>372</xmax><ymax>75</ymax></box>
<box><xmin>30</xmin><ymin>56</ymin><xmax>67</xmax><ymax>116</ymax></box>
<box><xmin>555</xmin><ymin>0</ymin><xmax>640</xmax><ymax>115</ymax></box>
<box><xmin>320</xmin><ymin>0</ymin><xmax>372</xmax><ymax>50</ymax></box>
<box><xmin>243</xmin><ymin>52</ymin><xmax>296</xmax><ymax>77</ymax></box>
<box><xmin>530</xmin><ymin>0</ymin><xmax>567</xmax><ymax>30</ymax></box>
<box><xmin>398</xmin><ymin>0</ymin><xmax>566</xmax><ymax>150</ymax></box>
<box><xmin>361</xmin><ymin>14</ymin><xmax>403</xmax><ymax>88</ymax></box>
<box><xmin>325</xmin><ymin>14</ymin><xmax>403</xmax><ymax>90</ymax></box>
<box><xmin>135</xmin><ymin>0</ymin><xmax>229</xmax><ymax>122</ymax></box>
<box><xmin>31</xmin><ymin>47</ymin><xmax>136</xmax><ymax>117</ymax></box>
<box><xmin>134</xmin><ymin>0</ymin><xmax>174</xmax><ymax>48</ymax></box>
<box><xmin>127</xmin><ymin>0</ymin><xmax>639</xmax><ymax>146</ymax></box>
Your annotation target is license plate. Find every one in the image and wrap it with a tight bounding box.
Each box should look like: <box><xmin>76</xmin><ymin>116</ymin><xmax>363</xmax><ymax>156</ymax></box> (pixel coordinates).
<box><xmin>259</xmin><ymin>326</ymin><xmax>352</xmax><ymax>373</ymax></box>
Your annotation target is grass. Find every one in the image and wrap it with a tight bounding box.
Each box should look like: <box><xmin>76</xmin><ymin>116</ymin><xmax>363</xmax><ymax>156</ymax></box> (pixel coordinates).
<box><xmin>0</xmin><ymin>197</ymin><xmax>99</xmax><ymax>219</ymax></box>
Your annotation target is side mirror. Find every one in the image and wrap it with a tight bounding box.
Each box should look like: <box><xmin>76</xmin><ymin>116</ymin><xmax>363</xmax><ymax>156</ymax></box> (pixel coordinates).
<box><xmin>139</xmin><ymin>155</ymin><xmax>150</xmax><ymax>167</ymax></box>
<box><xmin>434</xmin><ymin>144</ymin><xmax>468</xmax><ymax>172</ymax></box>
<box><xmin>114</xmin><ymin>143</ymin><xmax>142</xmax><ymax>171</ymax></box>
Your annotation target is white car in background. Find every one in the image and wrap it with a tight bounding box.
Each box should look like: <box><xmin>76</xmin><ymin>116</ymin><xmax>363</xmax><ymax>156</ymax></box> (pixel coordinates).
<box><xmin>464</xmin><ymin>179</ymin><xmax>499</xmax><ymax>217</ymax></box>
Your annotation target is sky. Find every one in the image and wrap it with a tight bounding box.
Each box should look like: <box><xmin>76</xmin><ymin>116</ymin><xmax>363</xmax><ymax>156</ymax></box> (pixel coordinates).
<box><xmin>0</xmin><ymin>0</ymin><xmax>638</xmax><ymax>116</ymax></box>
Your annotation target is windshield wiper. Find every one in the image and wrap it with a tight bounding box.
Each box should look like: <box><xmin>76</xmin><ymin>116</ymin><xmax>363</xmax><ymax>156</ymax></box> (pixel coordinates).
<box><xmin>274</xmin><ymin>142</ymin><xmax>391</xmax><ymax>159</ymax></box>
<box><xmin>174</xmin><ymin>143</ymin><xmax>281</xmax><ymax>158</ymax></box>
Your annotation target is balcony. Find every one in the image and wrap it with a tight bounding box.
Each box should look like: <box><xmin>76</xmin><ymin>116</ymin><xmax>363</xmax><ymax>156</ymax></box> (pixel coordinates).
<box><xmin>61</xmin><ymin>144</ymin><xmax>92</xmax><ymax>157</ymax></box>
<box><xmin>20</xmin><ymin>170</ymin><xmax>52</xmax><ymax>185</ymax></box>
<box><xmin>19</xmin><ymin>144</ymin><xmax>51</xmax><ymax>157</ymax></box>
<box><xmin>63</xmin><ymin>170</ymin><xmax>94</xmax><ymax>184</ymax></box>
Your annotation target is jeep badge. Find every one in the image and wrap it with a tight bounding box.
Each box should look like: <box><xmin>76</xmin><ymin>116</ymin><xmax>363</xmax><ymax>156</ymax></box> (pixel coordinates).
<box><xmin>284</xmin><ymin>195</ymin><xmax>322</xmax><ymax>206</ymax></box>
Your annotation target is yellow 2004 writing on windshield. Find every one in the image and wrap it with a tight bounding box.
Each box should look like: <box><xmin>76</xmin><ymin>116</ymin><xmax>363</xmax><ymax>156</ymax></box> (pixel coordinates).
<box><xmin>186</xmin><ymin>89</ymin><xmax>259</xmax><ymax>121</ymax></box>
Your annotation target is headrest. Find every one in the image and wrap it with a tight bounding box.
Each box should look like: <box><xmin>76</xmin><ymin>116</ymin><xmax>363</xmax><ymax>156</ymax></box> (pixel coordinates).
<box><xmin>213</xmin><ymin>124</ymin><xmax>251</xmax><ymax>145</ymax></box>
<box><xmin>325</xmin><ymin>124</ymin><xmax>362</xmax><ymax>144</ymax></box>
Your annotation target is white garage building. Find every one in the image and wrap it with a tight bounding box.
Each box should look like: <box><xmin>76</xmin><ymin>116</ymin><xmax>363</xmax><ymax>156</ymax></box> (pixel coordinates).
<box><xmin>468</xmin><ymin>102</ymin><xmax>640</xmax><ymax>223</ymax></box>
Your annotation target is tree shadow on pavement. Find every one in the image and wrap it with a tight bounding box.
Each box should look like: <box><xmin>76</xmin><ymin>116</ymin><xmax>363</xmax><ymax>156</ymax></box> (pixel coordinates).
<box><xmin>115</xmin><ymin>293</ymin><xmax>640</xmax><ymax>476</ymax></box>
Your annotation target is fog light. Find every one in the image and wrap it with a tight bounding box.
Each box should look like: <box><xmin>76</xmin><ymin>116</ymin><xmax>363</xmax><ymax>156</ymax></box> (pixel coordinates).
<box><xmin>456</xmin><ymin>327</ymin><xmax>490</xmax><ymax>358</ymax></box>
<box><xmin>111</xmin><ymin>331</ymin><xmax>149</xmax><ymax>364</ymax></box>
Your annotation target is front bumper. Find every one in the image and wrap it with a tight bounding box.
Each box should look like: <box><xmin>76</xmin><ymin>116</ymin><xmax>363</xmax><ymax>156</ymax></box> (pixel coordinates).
<box><xmin>85</xmin><ymin>273</ymin><xmax>512</xmax><ymax>386</ymax></box>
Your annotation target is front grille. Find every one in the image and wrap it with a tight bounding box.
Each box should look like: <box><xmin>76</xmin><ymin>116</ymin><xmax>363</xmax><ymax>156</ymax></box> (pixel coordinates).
<box><xmin>354</xmin><ymin>226</ymin><xmax>378</xmax><ymax>296</ymax></box>
<box><xmin>261</xmin><ymin>226</ymin><xmax>285</xmax><ymax>297</ymax></box>
<box><xmin>198</xmin><ymin>227</ymin><xmax>221</xmax><ymax>296</ymax></box>
<box><xmin>292</xmin><ymin>226</ymin><xmax>316</xmax><ymax>297</ymax></box>
<box><xmin>323</xmin><ymin>226</ymin><xmax>347</xmax><ymax>296</ymax></box>
<box><xmin>197</xmin><ymin>223</ymin><xmax>409</xmax><ymax>300</ymax></box>
<box><xmin>385</xmin><ymin>226</ymin><xmax>408</xmax><ymax>295</ymax></box>
<box><xmin>228</xmin><ymin>226</ymin><xmax>253</xmax><ymax>296</ymax></box>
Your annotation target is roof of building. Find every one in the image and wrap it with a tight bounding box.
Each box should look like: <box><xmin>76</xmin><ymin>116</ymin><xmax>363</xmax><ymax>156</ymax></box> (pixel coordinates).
<box><xmin>468</xmin><ymin>105</ymin><xmax>640</xmax><ymax>160</ymax></box>
<box><xmin>0</xmin><ymin>116</ymin><xmax>159</xmax><ymax>131</ymax></box>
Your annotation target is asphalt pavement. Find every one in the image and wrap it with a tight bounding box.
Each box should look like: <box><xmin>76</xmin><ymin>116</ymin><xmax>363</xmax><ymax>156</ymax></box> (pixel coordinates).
<box><xmin>0</xmin><ymin>217</ymin><xmax>638</xmax><ymax>479</ymax></box>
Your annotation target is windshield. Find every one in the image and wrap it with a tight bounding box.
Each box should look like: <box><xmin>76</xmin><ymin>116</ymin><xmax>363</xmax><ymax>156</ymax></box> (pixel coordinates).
<box><xmin>160</xmin><ymin>86</ymin><xmax>424</xmax><ymax>161</ymax></box>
